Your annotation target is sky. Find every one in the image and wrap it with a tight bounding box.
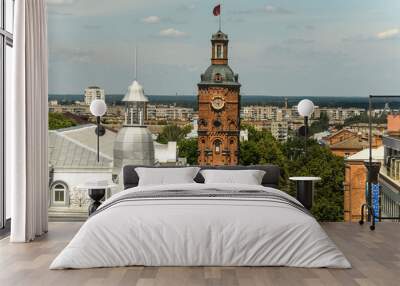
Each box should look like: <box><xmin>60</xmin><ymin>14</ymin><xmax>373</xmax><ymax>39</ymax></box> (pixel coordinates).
<box><xmin>47</xmin><ymin>0</ymin><xmax>400</xmax><ymax>97</ymax></box>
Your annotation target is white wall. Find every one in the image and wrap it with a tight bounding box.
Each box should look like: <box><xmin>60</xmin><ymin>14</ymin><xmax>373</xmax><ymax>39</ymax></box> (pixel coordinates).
<box><xmin>52</xmin><ymin>170</ymin><xmax>113</xmax><ymax>189</ymax></box>
<box><xmin>154</xmin><ymin>142</ymin><xmax>177</xmax><ymax>163</ymax></box>
<box><xmin>51</xmin><ymin>169</ymin><xmax>120</xmax><ymax>199</ymax></box>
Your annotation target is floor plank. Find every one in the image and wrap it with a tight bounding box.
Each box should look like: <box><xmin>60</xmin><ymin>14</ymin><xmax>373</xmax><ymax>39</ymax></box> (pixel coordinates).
<box><xmin>0</xmin><ymin>222</ymin><xmax>399</xmax><ymax>286</ymax></box>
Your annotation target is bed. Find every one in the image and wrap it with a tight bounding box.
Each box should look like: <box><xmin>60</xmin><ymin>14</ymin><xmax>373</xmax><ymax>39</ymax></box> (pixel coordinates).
<box><xmin>50</xmin><ymin>165</ymin><xmax>351</xmax><ymax>269</ymax></box>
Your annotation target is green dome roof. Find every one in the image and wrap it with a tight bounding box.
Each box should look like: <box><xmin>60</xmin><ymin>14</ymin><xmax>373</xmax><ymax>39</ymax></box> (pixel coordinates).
<box><xmin>199</xmin><ymin>64</ymin><xmax>240</xmax><ymax>86</ymax></box>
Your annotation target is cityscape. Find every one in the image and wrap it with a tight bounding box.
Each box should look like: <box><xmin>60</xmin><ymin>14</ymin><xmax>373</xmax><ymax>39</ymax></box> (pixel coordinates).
<box><xmin>47</xmin><ymin>78</ymin><xmax>400</xmax><ymax>223</ymax></box>
<box><xmin>2</xmin><ymin>1</ymin><xmax>400</xmax><ymax>285</ymax></box>
<box><xmin>46</xmin><ymin>19</ymin><xmax>400</xmax><ymax>223</ymax></box>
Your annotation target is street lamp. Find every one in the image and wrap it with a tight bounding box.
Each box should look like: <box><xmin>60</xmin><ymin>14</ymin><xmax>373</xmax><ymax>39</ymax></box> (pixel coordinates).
<box><xmin>297</xmin><ymin>99</ymin><xmax>315</xmax><ymax>157</ymax></box>
<box><xmin>90</xmin><ymin>99</ymin><xmax>107</xmax><ymax>162</ymax></box>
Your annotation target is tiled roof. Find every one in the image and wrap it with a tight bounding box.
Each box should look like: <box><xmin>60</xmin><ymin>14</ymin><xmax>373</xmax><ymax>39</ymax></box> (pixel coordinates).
<box><xmin>326</xmin><ymin>129</ymin><xmax>355</xmax><ymax>140</ymax></box>
<box><xmin>329</xmin><ymin>136</ymin><xmax>368</xmax><ymax>150</ymax></box>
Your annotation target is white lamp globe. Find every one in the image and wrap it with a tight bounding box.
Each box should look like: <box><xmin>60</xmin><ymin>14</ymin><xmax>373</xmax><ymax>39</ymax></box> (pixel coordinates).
<box><xmin>297</xmin><ymin>99</ymin><xmax>315</xmax><ymax>117</ymax></box>
<box><xmin>90</xmin><ymin>99</ymin><xmax>107</xmax><ymax>117</ymax></box>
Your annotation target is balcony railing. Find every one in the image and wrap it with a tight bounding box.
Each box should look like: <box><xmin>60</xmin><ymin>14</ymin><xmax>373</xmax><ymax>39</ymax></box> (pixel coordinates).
<box><xmin>379</xmin><ymin>171</ymin><xmax>400</xmax><ymax>221</ymax></box>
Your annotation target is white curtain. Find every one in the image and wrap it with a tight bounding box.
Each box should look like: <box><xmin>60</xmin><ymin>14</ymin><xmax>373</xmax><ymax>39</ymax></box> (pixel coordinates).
<box><xmin>7</xmin><ymin>0</ymin><xmax>48</xmax><ymax>242</ymax></box>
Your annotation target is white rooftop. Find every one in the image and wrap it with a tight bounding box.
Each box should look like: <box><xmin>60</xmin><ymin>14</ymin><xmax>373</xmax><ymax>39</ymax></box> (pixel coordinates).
<box><xmin>346</xmin><ymin>146</ymin><xmax>384</xmax><ymax>161</ymax></box>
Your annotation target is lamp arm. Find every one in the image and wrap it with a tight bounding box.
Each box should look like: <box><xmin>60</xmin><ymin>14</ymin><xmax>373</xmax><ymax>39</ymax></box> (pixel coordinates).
<box><xmin>304</xmin><ymin>116</ymin><xmax>308</xmax><ymax>158</ymax></box>
<box><xmin>97</xmin><ymin>116</ymin><xmax>100</xmax><ymax>162</ymax></box>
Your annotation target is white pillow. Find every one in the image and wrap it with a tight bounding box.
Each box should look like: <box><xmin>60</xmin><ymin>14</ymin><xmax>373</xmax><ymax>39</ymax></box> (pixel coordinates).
<box><xmin>200</xmin><ymin>169</ymin><xmax>266</xmax><ymax>185</ymax></box>
<box><xmin>135</xmin><ymin>167</ymin><xmax>200</xmax><ymax>186</ymax></box>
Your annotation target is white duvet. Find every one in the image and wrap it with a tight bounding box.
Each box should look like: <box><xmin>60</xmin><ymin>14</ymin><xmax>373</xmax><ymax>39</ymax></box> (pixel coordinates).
<box><xmin>50</xmin><ymin>183</ymin><xmax>351</xmax><ymax>269</ymax></box>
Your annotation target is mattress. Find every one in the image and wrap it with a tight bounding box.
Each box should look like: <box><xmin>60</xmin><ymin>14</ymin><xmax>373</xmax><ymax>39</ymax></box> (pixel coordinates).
<box><xmin>50</xmin><ymin>183</ymin><xmax>351</xmax><ymax>269</ymax></box>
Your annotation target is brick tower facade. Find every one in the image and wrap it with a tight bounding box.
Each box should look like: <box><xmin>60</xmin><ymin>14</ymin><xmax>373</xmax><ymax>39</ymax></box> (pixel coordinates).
<box><xmin>197</xmin><ymin>30</ymin><xmax>241</xmax><ymax>166</ymax></box>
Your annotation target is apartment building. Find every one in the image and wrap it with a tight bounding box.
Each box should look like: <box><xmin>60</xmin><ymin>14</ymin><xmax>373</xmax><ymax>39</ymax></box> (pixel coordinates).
<box><xmin>147</xmin><ymin>104</ymin><xmax>194</xmax><ymax>122</ymax></box>
<box><xmin>241</xmin><ymin>105</ymin><xmax>364</xmax><ymax>124</ymax></box>
<box><xmin>84</xmin><ymin>86</ymin><xmax>105</xmax><ymax>105</ymax></box>
<box><xmin>271</xmin><ymin>121</ymin><xmax>289</xmax><ymax>142</ymax></box>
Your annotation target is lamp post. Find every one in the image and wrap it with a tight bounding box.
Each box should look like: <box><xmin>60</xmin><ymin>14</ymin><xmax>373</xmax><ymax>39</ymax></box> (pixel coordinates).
<box><xmin>297</xmin><ymin>99</ymin><xmax>315</xmax><ymax>157</ymax></box>
<box><xmin>90</xmin><ymin>99</ymin><xmax>107</xmax><ymax>162</ymax></box>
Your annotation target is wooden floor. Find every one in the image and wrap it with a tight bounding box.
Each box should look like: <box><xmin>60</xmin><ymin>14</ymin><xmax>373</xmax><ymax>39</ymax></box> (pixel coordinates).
<box><xmin>0</xmin><ymin>222</ymin><xmax>399</xmax><ymax>286</ymax></box>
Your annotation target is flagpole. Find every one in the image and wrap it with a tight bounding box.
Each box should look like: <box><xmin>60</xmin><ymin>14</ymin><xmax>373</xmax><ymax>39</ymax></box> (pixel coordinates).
<box><xmin>219</xmin><ymin>2</ymin><xmax>222</xmax><ymax>31</ymax></box>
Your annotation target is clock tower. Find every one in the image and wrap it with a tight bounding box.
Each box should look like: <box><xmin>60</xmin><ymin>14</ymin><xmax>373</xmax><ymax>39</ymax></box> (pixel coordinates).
<box><xmin>197</xmin><ymin>30</ymin><xmax>241</xmax><ymax>166</ymax></box>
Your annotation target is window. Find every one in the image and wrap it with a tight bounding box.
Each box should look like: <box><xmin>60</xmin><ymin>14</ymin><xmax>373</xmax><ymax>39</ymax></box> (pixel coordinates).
<box><xmin>214</xmin><ymin>73</ymin><xmax>222</xmax><ymax>82</ymax></box>
<box><xmin>214</xmin><ymin>140</ymin><xmax>221</xmax><ymax>154</ymax></box>
<box><xmin>54</xmin><ymin>185</ymin><xmax>65</xmax><ymax>202</ymax></box>
<box><xmin>216</xmin><ymin>44</ymin><xmax>223</xmax><ymax>59</ymax></box>
<box><xmin>1</xmin><ymin>0</ymin><xmax>14</xmax><ymax>230</ymax></box>
<box><xmin>51</xmin><ymin>182</ymin><xmax>68</xmax><ymax>206</ymax></box>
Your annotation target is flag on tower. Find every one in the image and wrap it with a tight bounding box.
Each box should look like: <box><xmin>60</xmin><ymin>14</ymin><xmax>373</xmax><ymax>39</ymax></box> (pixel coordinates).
<box><xmin>213</xmin><ymin>4</ymin><xmax>221</xmax><ymax>16</ymax></box>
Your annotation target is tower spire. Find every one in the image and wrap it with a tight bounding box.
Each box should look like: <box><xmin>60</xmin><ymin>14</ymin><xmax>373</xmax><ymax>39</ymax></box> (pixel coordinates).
<box><xmin>134</xmin><ymin>46</ymin><xmax>138</xmax><ymax>80</ymax></box>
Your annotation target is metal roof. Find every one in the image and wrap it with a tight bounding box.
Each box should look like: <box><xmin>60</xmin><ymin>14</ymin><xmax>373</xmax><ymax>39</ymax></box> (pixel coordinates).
<box><xmin>122</xmin><ymin>80</ymin><xmax>149</xmax><ymax>102</ymax></box>
<box><xmin>48</xmin><ymin>125</ymin><xmax>116</xmax><ymax>168</ymax></box>
<box><xmin>199</xmin><ymin>64</ymin><xmax>240</xmax><ymax>86</ymax></box>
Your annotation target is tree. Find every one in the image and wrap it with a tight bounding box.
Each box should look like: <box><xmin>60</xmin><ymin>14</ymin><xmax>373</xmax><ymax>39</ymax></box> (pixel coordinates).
<box><xmin>344</xmin><ymin>113</ymin><xmax>387</xmax><ymax>126</ymax></box>
<box><xmin>157</xmin><ymin>124</ymin><xmax>191</xmax><ymax>144</ymax></box>
<box><xmin>240</xmin><ymin>126</ymin><xmax>289</xmax><ymax>187</ymax></box>
<box><xmin>241</xmin><ymin>125</ymin><xmax>345</xmax><ymax>221</ymax></box>
<box><xmin>283</xmin><ymin>137</ymin><xmax>345</xmax><ymax>221</ymax></box>
<box><xmin>309</xmin><ymin>111</ymin><xmax>329</xmax><ymax>135</ymax></box>
<box><xmin>178</xmin><ymin>138</ymin><xmax>198</xmax><ymax>165</ymax></box>
<box><xmin>48</xmin><ymin>112</ymin><xmax>77</xmax><ymax>130</ymax></box>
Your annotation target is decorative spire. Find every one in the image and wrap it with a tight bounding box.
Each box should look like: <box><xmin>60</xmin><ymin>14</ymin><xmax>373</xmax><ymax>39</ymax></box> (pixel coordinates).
<box><xmin>123</xmin><ymin>80</ymin><xmax>148</xmax><ymax>126</ymax></box>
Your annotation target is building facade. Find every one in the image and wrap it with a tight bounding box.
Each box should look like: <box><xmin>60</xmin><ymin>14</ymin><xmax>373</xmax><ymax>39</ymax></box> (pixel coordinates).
<box><xmin>147</xmin><ymin>104</ymin><xmax>194</xmax><ymax>122</ymax></box>
<box><xmin>197</xmin><ymin>30</ymin><xmax>241</xmax><ymax>166</ymax></box>
<box><xmin>48</xmin><ymin>123</ymin><xmax>180</xmax><ymax>221</ymax></box>
<box><xmin>271</xmin><ymin>121</ymin><xmax>289</xmax><ymax>142</ymax></box>
<box><xmin>84</xmin><ymin>86</ymin><xmax>105</xmax><ymax>105</ymax></box>
<box><xmin>344</xmin><ymin>147</ymin><xmax>384</xmax><ymax>222</ymax></box>
<box><xmin>379</xmin><ymin>115</ymin><xmax>400</xmax><ymax>220</ymax></box>
<box><xmin>48</xmin><ymin>125</ymin><xmax>116</xmax><ymax>221</ymax></box>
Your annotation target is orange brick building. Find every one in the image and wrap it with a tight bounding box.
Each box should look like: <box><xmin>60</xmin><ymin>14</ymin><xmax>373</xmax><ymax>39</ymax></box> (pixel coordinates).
<box><xmin>344</xmin><ymin>147</ymin><xmax>384</xmax><ymax>221</ymax></box>
<box><xmin>326</xmin><ymin>129</ymin><xmax>382</xmax><ymax>157</ymax></box>
<box><xmin>197</xmin><ymin>30</ymin><xmax>241</xmax><ymax>166</ymax></box>
<box><xmin>387</xmin><ymin>114</ymin><xmax>400</xmax><ymax>135</ymax></box>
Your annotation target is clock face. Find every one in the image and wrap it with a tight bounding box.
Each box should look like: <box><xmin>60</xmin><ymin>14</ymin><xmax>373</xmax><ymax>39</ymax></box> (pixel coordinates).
<box><xmin>211</xmin><ymin>96</ymin><xmax>225</xmax><ymax>110</ymax></box>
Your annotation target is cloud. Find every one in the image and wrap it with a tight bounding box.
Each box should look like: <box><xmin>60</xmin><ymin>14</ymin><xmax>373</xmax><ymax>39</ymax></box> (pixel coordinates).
<box><xmin>159</xmin><ymin>28</ymin><xmax>187</xmax><ymax>38</ymax></box>
<box><xmin>376</xmin><ymin>28</ymin><xmax>400</xmax><ymax>40</ymax></box>
<box><xmin>285</xmin><ymin>38</ymin><xmax>314</xmax><ymax>45</ymax></box>
<box><xmin>142</xmin><ymin>16</ymin><xmax>161</xmax><ymax>24</ymax></box>
<box><xmin>232</xmin><ymin>5</ymin><xmax>292</xmax><ymax>16</ymax></box>
<box><xmin>47</xmin><ymin>0</ymin><xmax>178</xmax><ymax>17</ymax></box>
<box><xmin>46</xmin><ymin>0</ymin><xmax>77</xmax><ymax>5</ymax></box>
<box><xmin>49</xmin><ymin>46</ymin><xmax>93</xmax><ymax>63</ymax></box>
<box><xmin>82</xmin><ymin>24</ymin><xmax>102</xmax><ymax>30</ymax></box>
<box><xmin>177</xmin><ymin>3</ymin><xmax>197</xmax><ymax>11</ymax></box>
<box><xmin>343</xmin><ymin>28</ymin><xmax>400</xmax><ymax>43</ymax></box>
<box><xmin>263</xmin><ymin>5</ymin><xmax>292</xmax><ymax>14</ymax></box>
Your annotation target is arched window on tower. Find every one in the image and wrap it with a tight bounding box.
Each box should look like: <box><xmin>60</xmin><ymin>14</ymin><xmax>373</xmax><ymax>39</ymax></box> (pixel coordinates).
<box><xmin>216</xmin><ymin>44</ymin><xmax>223</xmax><ymax>59</ymax></box>
<box><xmin>214</xmin><ymin>140</ymin><xmax>222</xmax><ymax>154</ymax></box>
